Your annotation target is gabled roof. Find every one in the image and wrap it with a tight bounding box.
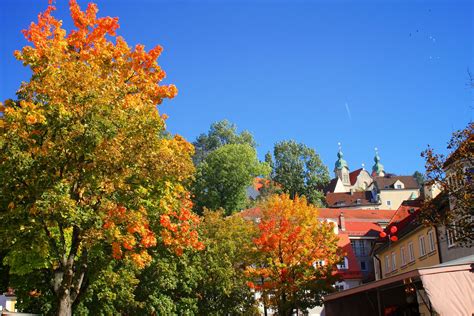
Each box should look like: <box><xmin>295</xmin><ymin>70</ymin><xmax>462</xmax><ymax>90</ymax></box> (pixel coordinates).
<box><xmin>326</xmin><ymin>191</ymin><xmax>378</xmax><ymax>208</ymax></box>
<box><xmin>374</xmin><ymin>200</ymin><xmax>423</xmax><ymax>253</ymax></box>
<box><xmin>349</xmin><ymin>168</ymin><xmax>363</xmax><ymax>185</ymax></box>
<box><xmin>387</xmin><ymin>199</ymin><xmax>423</xmax><ymax>225</ymax></box>
<box><xmin>374</xmin><ymin>175</ymin><xmax>419</xmax><ymax>190</ymax></box>
<box><xmin>337</xmin><ymin>233</ymin><xmax>363</xmax><ymax>279</ymax></box>
<box><xmin>325</xmin><ymin>178</ymin><xmax>339</xmax><ymax>193</ymax></box>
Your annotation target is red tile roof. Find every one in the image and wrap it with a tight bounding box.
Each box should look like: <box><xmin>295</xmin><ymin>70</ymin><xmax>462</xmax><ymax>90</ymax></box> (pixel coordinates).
<box><xmin>240</xmin><ymin>207</ymin><xmax>261</xmax><ymax>220</ymax></box>
<box><xmin>344</xmin><ymin>222</ymin><xmax>384</xmax><ymax>237</ymax></box>
<box><xmin>326</xmin><ymin>191</ymin><xmax>378</xmax><ymax>208</ymax></box>
<box><xmin>382</xmin><ymin>200</ymin><xmax>422</xmax><ymax>235</ymax></box>
<box><xmin>318</xmin><ymin>208</ymin><xmax>396</xmax><ymax>221</ymax></box>
<box><xmin>349</xmin><ymin>168</ymin><xmax>363</xmax><ymax>185</ymax></box>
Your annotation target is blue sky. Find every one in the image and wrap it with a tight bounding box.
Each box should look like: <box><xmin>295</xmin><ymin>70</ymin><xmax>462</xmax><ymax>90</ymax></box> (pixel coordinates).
<box><xmin>1</xmin><ymin>0</ymin><xmax>472</xmax><ymax>176</ymax></box>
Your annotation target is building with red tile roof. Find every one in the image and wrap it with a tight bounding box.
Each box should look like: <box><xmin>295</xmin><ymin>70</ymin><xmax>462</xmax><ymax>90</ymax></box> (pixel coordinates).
<box><xmin>318</xmin><ymin>208</ymin><xmax>396</xmax><ymax>284</ymax></box>
<box><xmin>337</xmin><ymin>233</ymin><xmax>363</xmax><ymax>282</ymax></box>
<box><xmin>326</xmin><ymin>146</ymin><xmax>421</xmax><ymax>210</ymax></box>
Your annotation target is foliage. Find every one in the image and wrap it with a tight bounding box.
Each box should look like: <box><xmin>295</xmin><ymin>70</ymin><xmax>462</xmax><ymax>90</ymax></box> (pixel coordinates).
<box><xmin>0</xmin><ymin>1</ymin><xmax>202</xmax><ymax>314</ymax></box>
<box><xmin>271</xmin><ymin>141</ymin><xmax>330</xmax><ymax>206</ymax></box>
<box><xmin>133</xmin><ymin>210</ymin><xmax>260</xmax><ymax>315</ymax></box>
<box><xmin>412</xmin><ymin>171</ymin><xmax>425</xmax><ymax>188</ymax></box>
<box><xmin>192</xmin><ymin>144</ymin><xmax>270</xmax><ymax>215</ymax></box>
<box><xmin>193</xmin><ymin>120</ymin><xmax>256</xmax><ymax>166</ymax></box>
<box><xmin>246</xmin><ymin>194</ymin><xmax>341</xmax><ymax>316</ymax></box>
<box><xmin>133</xmin><ymin>246</ymin><xmax>202</xmax><ymax>315</ymax></box>
<box><xmin>264</xmin><ymin>151</ymin><xmax>274</xmax><ymax>175</ymax></box>
<box><xmin>420</xmin><ymin>122</ymin><xmax>473</xmax><ymax>246</ymax></box>
<box><xmin>196</xmin><ymin>210</ymin><xmax>260</xmax><ymax>315</ymax></box>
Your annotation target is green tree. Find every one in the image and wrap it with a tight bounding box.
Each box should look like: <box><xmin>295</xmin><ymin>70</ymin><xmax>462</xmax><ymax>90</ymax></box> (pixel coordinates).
<box><xmin>271</xmin><ymin>141</ymin><xmax>330</xmax><ymax>206</ymax></box>
<box><xmin>133</xmin><ymin>210</ymin><xmax>260</xmax><ymax>316</ymax></box>
<box><xmin>0</xmin><ymin>2</ymin><xmax>202</xmax><ymax>315</ymax></box>
<box><xmin>412</xmin><ymin>171</ymin><xmax>425</xmax><ymax>189</ymax></box>
<box><xmin>193</xmin><ymin>144</ymin><xmax>270</xmax><ymax>215</ymax></box>
<box><xmin>196</xmin><ymin>210</ymin><xmax>259</xmax><ymax>315</ymax></box>
<box><xmin>193</xmin><ymin>120</ymin><xmax>256</xmax><ymax>166</ymax></box>
<box><xmin>133</xmin><ymin>246</ymin><xmax>202</xmax><ymax>315</ymax></box>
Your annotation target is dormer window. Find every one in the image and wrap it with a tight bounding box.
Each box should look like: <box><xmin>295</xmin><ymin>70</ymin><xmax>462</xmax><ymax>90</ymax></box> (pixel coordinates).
<box><xmin>337</xmin><ymin>257</ymin><xmax>349</xmax><ymax>270</ymax></box>
<box><xmin>396</xmin><ymin>184</ymin><xmax>402</xmax><ymax>189</ymax></box>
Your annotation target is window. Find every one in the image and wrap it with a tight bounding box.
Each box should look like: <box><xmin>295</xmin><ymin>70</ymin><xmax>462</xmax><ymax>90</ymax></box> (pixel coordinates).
<box><xmin>396</xmin><ymin>184</ymin><xmax>402</xmax><ymax>189</ymax></box>
<box><xmin>408</xmin><ymin>242</ymin><xmax>415</xmax><ymax>262</ymax></box>
<box><xmin>419</xmin><ymin>235</ymin><xmax>426</xmax><ymax>257</ymax></box>
<box><xmin>313</xmin><ymin>260</ymin><xmax>325</xmax><ymax>268</ymax></box>
<box><xmin>334</xmin><ymin>282</ymin><xmax>345</xmax><ymax>291</ymax></box>
<box><xmin>356</xmin><ymin>199</ymin><xmax>361</xmax><ymax>205</ymax></box>
<box><xmin>337</xmin><ymin>257</ymin><xmax>349</xmax><ymax>270</ymax></box>
<box><xmin>447</xmin><ymin>223</ymin><xmax>458</xmax><ymax>248</ymax></box>
<box><xmin>386</xmin><ymin>200</ymin><xmax>391</xmax><ymax>206</ymax></box>
<box><xmin>343</xmin><ymin>174</ymin><xmax>349</xmax><ymax>183</ymax></box>
<box><xmin>360</xmin><ymin>261</ymin><xmax>367</xmax><ymax>271</ymax></box>
<box><xmin>391</xmin><ymin>252</ymin><xmax>396</xmax><ymax>271</ymax></box>
<box><xmin>351</xmin><ymin>240</ymin><xmax>367</xmax><ymax>256</ymax></box>
<box><xmin>400</xmin><ymin>247</ymin><xmax>407</xmax><ymax>266</ymax></box>
<box><xmin>384</xmin><ymin>255</ymin><xmax>390</xmax><ymax>273</ymax></box>
<box><xmin>427</xmin><ymin>230</ymin><xmax>436</xmax><ymax>253</ymax></box>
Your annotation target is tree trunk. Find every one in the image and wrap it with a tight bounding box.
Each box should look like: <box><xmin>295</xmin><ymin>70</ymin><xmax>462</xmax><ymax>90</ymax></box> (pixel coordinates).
<box><xmin>57</xmin><ymin>293</ymin><xmax>72</xmax><ymax>316</ymax></box>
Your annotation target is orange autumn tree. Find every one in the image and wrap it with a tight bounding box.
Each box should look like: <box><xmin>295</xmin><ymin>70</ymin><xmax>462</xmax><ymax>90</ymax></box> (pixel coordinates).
<box><xmin>246</xmin><ymin>194</ymin><xmax>341</xmax><ymax>316</ymax></box>
<box><xmin>0</xmin><ymin>1</ymin><xmax>202</xmax><ymax>315</ymax></box>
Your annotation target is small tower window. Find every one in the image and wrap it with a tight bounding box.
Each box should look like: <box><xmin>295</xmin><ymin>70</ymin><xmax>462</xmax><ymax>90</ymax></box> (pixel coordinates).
<box><xmin>343</xmin><ymin>174</ymin><xmax>349</xmax><ymax>183</ymax></box>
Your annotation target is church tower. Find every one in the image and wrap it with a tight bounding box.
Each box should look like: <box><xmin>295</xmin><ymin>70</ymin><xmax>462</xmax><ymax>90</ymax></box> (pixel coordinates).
<box><xmin>334</xmin><ymin>143</ymin><xmax>350</xmax><ymax>185</ymax></box>
<box><xmin>372</xmin><ymin>148</ymin><xmax>385</xmax><ymax>177</ymax></box>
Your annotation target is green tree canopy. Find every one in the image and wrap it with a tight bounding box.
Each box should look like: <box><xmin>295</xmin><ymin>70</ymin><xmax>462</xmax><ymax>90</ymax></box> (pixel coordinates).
<box><xmin>412</xmin><ymin>171</ymin><xmax>425</xmax><ymax>188</ymax></box>
<box><xmin>192</xmin><ymin>144</ymin><xmax>269</xmax><ymax>215</ymax></box>
<box><xmin>193</xmin><ymin>120</ymin><xmax>256</xmax><ymax>166</ymax></box>
<box><xmin>271</xmin><ymin>140</ymin><xmax>330</xmax><ymax>206</ymax></box>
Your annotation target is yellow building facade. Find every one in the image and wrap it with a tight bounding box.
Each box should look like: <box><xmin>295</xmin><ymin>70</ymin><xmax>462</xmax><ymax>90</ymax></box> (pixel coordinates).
<box><xmin>377</xmin><ymin>225</ymin><xmax>440</xmax><ymax>279</ymax></box>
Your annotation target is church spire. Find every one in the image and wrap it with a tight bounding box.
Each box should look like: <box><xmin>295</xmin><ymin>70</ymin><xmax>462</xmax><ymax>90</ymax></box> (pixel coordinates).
<box><xmin>372</xmin><ymin>147</ymin><xmax>385</xmax><ymax>177</ymax></box>
<box><xmin>335</xmin><ymin>143</ymin><xmax>349</xmax><ymax>170</ymax></box>
<box><xmin>335</xmin><ymin>143</ymin><xmax>350</xmax><ymax>184</ymax></box>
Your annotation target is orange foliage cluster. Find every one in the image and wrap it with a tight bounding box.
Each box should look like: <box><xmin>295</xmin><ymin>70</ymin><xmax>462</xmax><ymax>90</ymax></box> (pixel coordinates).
<box><xmin>246</xmin><ymin>194</ymin><xmax>340</xmax><ymax>294</ymax></box>
<box><xmin>15</xmin><ymin>0</ymin><xmax>176</xmax><ymax>106</ymax></box>
<box><xmin>160</xmin><ymin>195</ymin><xmax>205</xmax><ymax>256</ymax></box>
<box><xmin>103</xmin><ymin>205</ymin><xmax>157</xmax><ymax>268</ymax></box>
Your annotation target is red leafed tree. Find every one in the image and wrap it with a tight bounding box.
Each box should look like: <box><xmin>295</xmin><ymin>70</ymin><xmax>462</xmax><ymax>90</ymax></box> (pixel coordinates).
<box><xmin>246</xmin><ymin>194</ymin><xmax>341</xmax><ymax>316</ymax></box>
<box><xmin>0</xmin><ymin>1</ymin><xmax>202</xmax><ymax>315</ymax></box>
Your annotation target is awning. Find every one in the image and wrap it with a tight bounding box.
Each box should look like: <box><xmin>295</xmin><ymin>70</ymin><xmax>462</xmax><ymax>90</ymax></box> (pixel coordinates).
<box><xmin>324</xmin><ymin>260</ymin><xmax>473</xmax><ymax>316</ymax></box>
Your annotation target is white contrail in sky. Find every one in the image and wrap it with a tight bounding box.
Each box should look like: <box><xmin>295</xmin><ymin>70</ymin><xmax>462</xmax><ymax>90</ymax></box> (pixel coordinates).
<box><xmin>345</xmin><ymin>102</ymin><xmax>352</xmax><ymax>121</ymax></box>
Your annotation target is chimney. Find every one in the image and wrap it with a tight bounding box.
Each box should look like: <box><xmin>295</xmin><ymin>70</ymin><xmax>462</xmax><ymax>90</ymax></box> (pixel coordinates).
<box><xmin>339</xmin><ymin>212</ymin><xmax>346</xmax><ymax>231</ymax></box>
